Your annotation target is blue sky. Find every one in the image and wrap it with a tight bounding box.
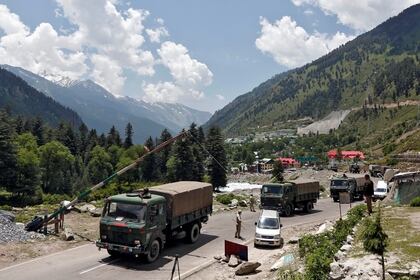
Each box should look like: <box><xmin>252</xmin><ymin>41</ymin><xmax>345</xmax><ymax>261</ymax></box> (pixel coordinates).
<box><xmin>0</xmin><ymin>0</ymin><xmax>417</xmax><ymax>112</ymax></box>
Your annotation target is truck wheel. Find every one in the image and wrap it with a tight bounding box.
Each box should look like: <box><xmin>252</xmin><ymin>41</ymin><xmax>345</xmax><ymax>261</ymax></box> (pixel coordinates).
<box><xmin>107</xmin><ymin>249</ymin><xmax>120</xmax><ymax>258</ymax></box>
<box><xmin>333</xmin><ymin>197</ymin><xmax>338</xmax><ymax>203</ymax></box>
<box><xmin>186</xmin><ymin>223</ymin><xmax>200</xmax><ymax>243</ymax></box>
<box><xmin>283</xmin><ymin>204</ymin><xmax>292</xmax><ymax>217</ymax></box>
<box><xmin>304</xmin><ymin>201</ymin><xmax>313</xmax><ymax>213</ymax></box>
<box><xmin>146</xmin><ymin>239</ymin><xmax>160</xmax><ymax>263</ymax></box>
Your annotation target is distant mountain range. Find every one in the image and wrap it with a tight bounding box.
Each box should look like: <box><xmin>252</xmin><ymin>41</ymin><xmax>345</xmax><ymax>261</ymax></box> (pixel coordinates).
<box><xmin>0</xmin><ymin>68</ymin><xmax>83</xmax><ymax>127</ymax></box>
<box><xmin>1</xmin><ymin>65</ymin><xmax>212</xmax><ymax>142</ymax></box>
<box><xmin>205</xmin><ymin>4</ymin><xmax>420</xmax><ymax>137</ymax></box>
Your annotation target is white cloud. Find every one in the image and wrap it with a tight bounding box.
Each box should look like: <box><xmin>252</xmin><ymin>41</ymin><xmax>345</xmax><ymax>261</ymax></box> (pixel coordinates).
<box><xmin>146</xmin><ymin>26</ymin><xmax>169</xmax><ymax>43</ymax></box>
<box><xmin>255</xmin><ymin>16</ymin><xmax>354</xmax><ymax>68</ymax></box>
<box><xmin>291</xmin><ymin>0</ymin><xmax>419</xmax><ymax>31</ymax></box>
<box><xmin>0</xmin><ymin>5</ymin><xmax>29</xmax><ymax>35</ymax></box>
<box><xmin>142</xmin><ymin>41</ymin><xmax>213</xmax><ymax>103</ymax></box>
<box><xmin>90</xmin><ymin>54</ymin><xmax>125</xmax><ymax>95</ymax></box>
<box><xmin>216</xmin><ymin>94</ymin><xmax>225</xmax><ymax>101</ymax></box>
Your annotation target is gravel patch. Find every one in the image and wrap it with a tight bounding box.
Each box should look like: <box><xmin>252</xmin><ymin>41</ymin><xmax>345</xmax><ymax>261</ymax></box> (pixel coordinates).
<box><xmin>0</xmin><ymin>216</ymin><xmax>45</xmax><ymax>243</ymax></box>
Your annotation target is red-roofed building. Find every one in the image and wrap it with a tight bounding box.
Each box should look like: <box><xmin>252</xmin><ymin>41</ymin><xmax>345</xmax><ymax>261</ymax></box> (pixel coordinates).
<box><xmin>277</xmin><ymin>157</ymin><xmax>298</xmax><ymax>168</ymax></box>
<box><xmin>327</xmin><ymin>150</ymin><xmax>365</xmax><ymax>160</ymax></box>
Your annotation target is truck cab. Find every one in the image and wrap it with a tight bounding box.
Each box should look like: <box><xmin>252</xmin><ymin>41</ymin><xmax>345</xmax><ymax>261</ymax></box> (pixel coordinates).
<box><xmin>330</xmin><ymin>175</ymin><xmax>364</xmax><ymax>202</ymax></box>
<box><xmin>96</xmin><ymin>193</ymin><xmax>167</xmax><ymax>263</ymax></box>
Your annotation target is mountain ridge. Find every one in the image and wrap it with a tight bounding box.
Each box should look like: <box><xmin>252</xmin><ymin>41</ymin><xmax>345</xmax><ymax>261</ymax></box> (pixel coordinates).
<box><xmin>205</xmin><ymin>4</ymin><xmax>420</xmax><ymax>136</ymax></box>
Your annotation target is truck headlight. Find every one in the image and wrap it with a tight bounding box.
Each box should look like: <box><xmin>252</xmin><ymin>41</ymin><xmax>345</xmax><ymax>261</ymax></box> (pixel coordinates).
<box><xmin>134</xmin><ymin>240</ymin><xmax>141</xmax><ymax>245</ymax></box>
<box><xmin>101</xmin><ymin>235</ymin><xmax>107</xmax><ymax>240</ymax></box>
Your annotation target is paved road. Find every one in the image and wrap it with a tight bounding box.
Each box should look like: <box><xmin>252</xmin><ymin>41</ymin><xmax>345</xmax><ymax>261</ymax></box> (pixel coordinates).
<box><xmin>0</xmin><ymin>198</ymin><xmax>355</xmax><ymax>280</ymax></box>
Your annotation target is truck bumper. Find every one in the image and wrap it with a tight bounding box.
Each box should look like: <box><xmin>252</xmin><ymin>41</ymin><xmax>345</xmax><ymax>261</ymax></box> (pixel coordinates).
<box><xmin>96</xmin><ymin>240</ymin><xmax>145</xmax><ymax>254</ymax></box>
<box><xmin>254</xmin><ymin>238</ymin><xmax>282</xmax><ymax>247</ymax></box>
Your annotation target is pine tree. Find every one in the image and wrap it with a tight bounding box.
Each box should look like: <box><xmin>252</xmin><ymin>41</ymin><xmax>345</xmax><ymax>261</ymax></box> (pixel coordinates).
<box><xmin>189</xmin><ymin>123</ymin><xmax>204</xmax><ymax>181</ymax></box>
<box><xmin>141</xmin><ymin>136</ymin><xmax>158</xmax><ymax>181</ymax></box>
<box><xmin>107</xmin><ymin>126</ymin><xmax>121</xmax><ymax>147</ymax></box>
<box><xmin>32</xmin><ymin>117</ymin><xmax>45</xmax><ymax>146</ymax></box>
<box><xmin>124</xmin><ymin>122</ymin><xmax>134</xmax><ymax>148</ymax></box>
<box><xmin>0</xmin><ymin>110</ymin><xmax>17</xmax><ymax>192</ymax></box>
<box><xmin>15</xmin><ymin>116</ymin><xmax>24</xmax><ymax>134</ymax></box>
<box><xmin>272</xmin><ymin>160</ymin><xmax>284</xmax><ymax>182</ymax></box>
<box><xmin>172</xmin><ymin>129</ymin><xmax>194</xmax><ymax>181</ymax></box>
<box><xmin>206</xmin><ymin>126</ymin><xmax>227</xmax><ymax>191</ymax></box>
<box><xmin>158</xmin><ymin>129</ymin><xmax>172</xmax><ymax>178</ymax></box>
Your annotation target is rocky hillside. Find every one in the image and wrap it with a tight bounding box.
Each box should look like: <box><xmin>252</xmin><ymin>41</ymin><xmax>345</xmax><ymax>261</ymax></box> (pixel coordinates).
<box><xmin>0</xmin><ymin>68</ymin><xmax>83</xmax><ymax>127</ymax></box>
<box><xmin>206</xmin><ymin>4</ymin><xmax>420</xmax><ymax>136</ymax></box>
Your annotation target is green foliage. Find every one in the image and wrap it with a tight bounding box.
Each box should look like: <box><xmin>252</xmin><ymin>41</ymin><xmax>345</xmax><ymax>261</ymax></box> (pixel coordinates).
<box><xmin>277</xmin><ymin>270</ymin><xmax>304</xmax><ymax>280</ymax></box>
<box><xmin>87</xmin><ymin>145</ymin><xmax>113</xmax><ymax>184</ymax></box>
<box><xmin>0</xmin><ymin>110</ymin><xmax>17</xmax><ymax>192</ymax></box>
<box><xmin>206</xmin><ymin>126</ymin><xmax>227</xmax><ymax>190</ymax></box>
<box><xmin>299</xmin><ymin>204</ymin><xmax>366</xmax><ymax>279</ymax></box>
<box><xmin>272</xmin><ymin>160</ymin><xmax>284</xmax><ymax>182</ymax></box>
<box><xmin>42</xmin><ymin>193</ymin><xmax>71</xmax><ymax>205</ymax></box>
<box><xmin>215</xmin><ymin>193</ymin><xmax>247</xmax><ymax>205</ymax></box>
<box><xmin>124</xmin><ymin>122</ymin><xmax>133</xmax><ymax>148</ymax></box>
<box><xmin>409</xmin><ymin>197</ymin><xmax>420</xmax><ymax>207</ymax></box>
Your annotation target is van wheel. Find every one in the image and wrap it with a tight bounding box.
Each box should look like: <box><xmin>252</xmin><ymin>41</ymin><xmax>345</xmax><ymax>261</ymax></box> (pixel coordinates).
<box><xmin>186</xmin><ymin>223</ymin><xmax>200</xmax><ymax>243</ymax></box>
<box><xmin>283</xmin><ymin>204</ymin><xmax>292</xmax><ymax>217</ymax></box>
<box><xmin>304</xmin><ymin>201</ymin><xmax>313</xmax><ymax>213</ymax></box>
<box><xmin>146</xmin><ymin>239</ymin><xmax>160</xmax><ymax>263</ymax></box>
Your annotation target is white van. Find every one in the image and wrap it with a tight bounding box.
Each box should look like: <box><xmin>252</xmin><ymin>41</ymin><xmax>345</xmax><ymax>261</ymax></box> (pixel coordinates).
<box><xmin>373</xmin><ymin>180</ymin><xmax>388</xmax><ymax>200</ymax></box>
<box><xmin>254</xmin><ymin>209</ymin><xmax>283</xmax><ymax>247</ymax></box>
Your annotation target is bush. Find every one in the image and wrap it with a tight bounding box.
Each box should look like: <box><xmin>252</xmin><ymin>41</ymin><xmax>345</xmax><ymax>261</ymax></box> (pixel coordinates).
<box><xmin>215</xmin><ymin>193</ymin><xmax>247</xmax><ymax>205</ymax></box>
<box><xmin>42</xmin><ymin>193</ymin><xmax>71</xmax><ymax>205</ymax></box>
<box><xmin>410</xmin><ymin>196</ymin><xmax>420</xmax><ymax>207</ymax></box>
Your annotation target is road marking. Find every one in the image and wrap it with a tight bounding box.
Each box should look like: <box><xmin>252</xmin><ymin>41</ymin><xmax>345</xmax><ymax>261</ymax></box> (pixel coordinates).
<box><xmin>79</xmin><ymin>258</ymin><xmax>120</xmax><ymax>275</ymax></box>
<box><xmin>0</xmin><ymin>243</ymin><xmax>92</xmax><ymax>273</ymax></box>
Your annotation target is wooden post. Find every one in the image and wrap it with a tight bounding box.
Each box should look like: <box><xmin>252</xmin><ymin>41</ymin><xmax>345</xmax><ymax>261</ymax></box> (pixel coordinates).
<box><xmin>54</xmin><ymin>215</ymin><xmax>59</xmax><ymax>234</ymax></box>
<box><xmin>60</xmin><ymin>212</ymin><xmax>64</xmax><ymax>230</ymax></box>
<box><xmin>43</xmin><ymin>214</ymin><xmax>48</xmax><ymax>235</ymax></box>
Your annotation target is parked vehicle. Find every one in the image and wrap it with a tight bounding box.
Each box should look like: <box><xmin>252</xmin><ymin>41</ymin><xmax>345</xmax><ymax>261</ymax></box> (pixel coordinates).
<box><xmin>328</xmin><ymin>162</ymin><xmax>338</xmax><ymax>172</ymax></box>
<box><xmin>330</xmin><ymin>174</ymin><xmax>365</xmax><ymax>202</ymax></box>
<box><xmin>349</xmin><ymin>163</ymin><xmax>360</xmax><ymax>173</ymax></box>
<box><xmin>96</xmin><ymin>181</ymin><xmax>212</xmax><ymax>263</ymax></box>
<box><xmin>260</xmin><ymin>179</ymin><xmax>320</xmax><ymax>216</ymax></box>
<box><xmin>369</xmin><ymin>165</ymin><xmax>391</xmax><ymax>177</ymax></box>
<box><xmin>373</xmin><ymin>180</ymin><xmax>388</xmax><ymax>200</ymax></box>
<box><xmin>254</xmin><ymin>210</ymin><xmax>283</xmax><ymax>247</ymax></box>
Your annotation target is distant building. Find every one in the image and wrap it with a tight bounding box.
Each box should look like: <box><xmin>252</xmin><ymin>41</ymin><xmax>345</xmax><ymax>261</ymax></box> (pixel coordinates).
<box><xmin>277</xmin><ymin>157</ymin><xmax>298</xmax><ymax>168</ymax></box>
<box><xmin>327</xmin><ymin>150</ymin><xmax>365</xmax><ymax>160</ymax></box>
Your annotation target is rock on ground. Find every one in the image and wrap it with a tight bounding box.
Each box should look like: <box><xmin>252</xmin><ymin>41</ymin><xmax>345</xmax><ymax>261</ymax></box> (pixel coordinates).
<box><xmin>0</xmin><ymin>216</ymin><xmax>44</xmax><ymax>243</ymax></box>
<box><xmin>235</xmin><ymin>262</ymin><xmax>261</xmax><ymax>275</ymax></box>
<box><xmin>60</xmin><ymin>227</ymin><xmax>75</xmax><ymax>241</ymax></box>
<box><xmin>270</xmin><ymin>253</ymin><xmax>295</xmax><ymax>271</ymax></box>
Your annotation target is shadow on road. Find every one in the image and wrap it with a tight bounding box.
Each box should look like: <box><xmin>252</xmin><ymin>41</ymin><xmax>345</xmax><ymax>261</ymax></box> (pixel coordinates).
<box><xmin>103</xmin><ymin>233</ymin><xmax>218</xmax><ymax>271</ymax></box>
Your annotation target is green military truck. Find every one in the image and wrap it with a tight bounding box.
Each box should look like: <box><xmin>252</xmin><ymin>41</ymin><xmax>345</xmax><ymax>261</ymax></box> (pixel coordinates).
<box><xmin>96</xmin><ymin>181</ymin><xmax>212</xmax><ymax>263</ymax></box>
<box><xmin>260</xmin><ymin>179</ymin><xmax>320</xmax><ymax>216</ymax></box>
<box><xmin>330</xmin><ymin>174</ymin><xmax>365</xmax><ymax>202</ymax></box>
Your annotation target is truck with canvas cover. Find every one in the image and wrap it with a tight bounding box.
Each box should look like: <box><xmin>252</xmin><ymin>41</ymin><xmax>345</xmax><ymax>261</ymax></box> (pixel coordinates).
<box><xmin>330</xmin><ymin>174</ymin><xmax>365</xmax><ymax>202</ymax></box>
<box><xmin>96</xmin><ymin>181</ymin><xmax>212</xmax><ymax>263</ymax></box>
<box><xmin>260</xmin><ymin>179</ymin><xmax>320</xmax><ymax>216</ymax></box>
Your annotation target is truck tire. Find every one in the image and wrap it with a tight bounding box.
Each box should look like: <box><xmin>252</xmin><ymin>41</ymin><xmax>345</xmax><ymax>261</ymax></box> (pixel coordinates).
<box><xmin>304</xmin><ymin>201</ymin><xmax>313</xmax><ymax>213</ymax></box>
<box><xmin>146</xmin><ymin>239</ymin><xmax>160</xmax><ymax>263</ymax></box>
<box><xmin>186</xmin><ymin>223</ymin><xmax>200</xmax><ymax>243</ymax></box>
<box><xmin>333</xmin><ymin>197</ymin><xmax>338</xmax><ymax>202</ymax></box>
<box><xmin>283</xmin><ymin>204</ymin><xmax>292</xmax><ymax>217</ymax></box>
<box><xmin>107</xmin><ymin>249</ymin><xmax>120</xmax><ymax>258</ymax></box>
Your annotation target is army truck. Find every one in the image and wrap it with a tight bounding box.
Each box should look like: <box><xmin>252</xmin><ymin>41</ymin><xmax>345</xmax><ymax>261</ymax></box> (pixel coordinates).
<box><xmin>260</xmin><ymin>179</ymin><xmax>320</xmax><ymax>216</ymax></box>
<box><xmin>330</xmin><ymin>174</ymin><xmax>365</xmax><ymax>202</ymax></box>
<box><xmin>96</xmin><ymin>181</ymin><xmax>212</xmax><ymax>263</ymax></box>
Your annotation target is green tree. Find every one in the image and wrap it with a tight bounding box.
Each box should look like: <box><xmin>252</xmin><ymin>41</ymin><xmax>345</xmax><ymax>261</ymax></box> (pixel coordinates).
<box><xmin>87</xmin><ymin>145</ymin><xmax>113</xmax><ymax>184</ymax></box>
<box><xmin>116</xmin><ymin>145</ymin><xmax>146</xmax><ymax>183</ymax></box>
<box><xmin>272</xmin><ymin>160</ymin><xmax>284</xmax><ymax>182</ymax></box>
<box><xmin>141</xmin><ymin>136</ymin><xmax>158</xmax><ymax>181</ymax></box>
<box><xmin>189</xmin><ymin>123</ymin><xmax>205</xmax><ymax>181</ymax></box>
<box><xmin>124</xmin><ymin>122</ymin><xmax>134</xmax><ymax>148</ymax></box>
<box><xmin>0</xmin><ymin>110</ymin><xmax>17</xmax><ymax>192</ymax></box>
<box><xmin>171</xmin><ymin>130</ymin><xmax>194</xmax><ymax>181</ymax></box>
<box><xmin>361</xmin><ymin>207</ymin><xmax>388</xmax><ymax>280</ymax></box>
<box><xmin>39</xmin><ymin>141</ymin><xmax>75</xmax><ymax>194</ymax></box>
<box><xmin>206</xmin><ymin>126</ymin><xmax>227</xmax><ymax>190</ymax></box>
<box><xmin>107</xmin><ymin>126</ymin><xmax>121</xmax><ymax>147</ymax></box>
<box><xmin>158</xmin><ymin>128</ymin><xmax>172</xmax><ymax>178</ymax></box>
<box><xmin>15</xmin><ymin>133</ymin><xmax>41</xmax><ymax>196</ymax></box>
<box><xmin>32</xmin><ymin>117</ymin><xmax>45</xmax><ymax>146</ymax></box>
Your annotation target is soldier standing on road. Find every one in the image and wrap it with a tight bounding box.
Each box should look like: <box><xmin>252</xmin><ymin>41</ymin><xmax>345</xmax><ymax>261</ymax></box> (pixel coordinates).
<box><xmin>364</xmin><ymin>174</ymin><xmax>374</xmax><ymax>215</ymax></box>
<box><xmin>235</xmin><ymin>209</ymin><xmax>242</xmax><ymax>239</ymax></box>
<box><xmin>249</xmin><ymin>194</ymin><xmax>256</xmax><ymax>212</ymax></box>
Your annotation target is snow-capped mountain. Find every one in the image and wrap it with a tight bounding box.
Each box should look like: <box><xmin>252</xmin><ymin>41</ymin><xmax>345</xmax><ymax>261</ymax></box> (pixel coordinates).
<box><xmin>1</xmin><ymin>64</ymin><xmax>212</xmax><ymax>142</ymax></box>
<box><xmin>38</xmin><ymin>71</ymin><xmax>80</xmax><ymax>88</ymax></box>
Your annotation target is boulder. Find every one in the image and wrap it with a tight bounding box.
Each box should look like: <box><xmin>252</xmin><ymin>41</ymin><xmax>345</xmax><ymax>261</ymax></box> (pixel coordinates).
<box><xmin>346</xmin><ymin>235</ymin><xmax>354</xmax><ymax>244</ymax></box>
<box><xmin>222</xmin><ymin>255</ymin><xmax>231</xmax><ymax>263</ymax></box>
<box><xmin>270</xmin><ymin>253</ymin><xmax>295</xmax><ymax>271</ymax></box>
<box><xmin>0</xmin><ymin>210</ymin><xmax>15</xmax><ymax>222</ymax></box>
<box><xmin>74</xmin><ymin>203</ymin><xmax>96</xmax><ymax>213</ymax></box>
<box><xmin>387</xmin><ymin>269</ymin><xmax>410</xmax><ymax>277</ymax></box>
<box><xmin>316</xmin><ymin>220</ymin><xmax>333</xmax><ymax>234</ymax></box>
<box><xmin>409</xmin><ymin>267</ymin><xmax>420</xmax><ymax>277</ymax></box>
<box><xmin>60</xmin><ymin>227</ymin><xmax>75</xmax><ymax>241</ymax></box>
<box><xmin>235</xmin><ymin>262</ymin><xmax>261</xmax><ymax>276</ymax></box>
<box><xmin>213</xmin><ymin>255</ymin><xmax>223</xmax><ymax>260</ymax></box>
<box><xmin>89</xmin><ymin>208</ymin><xmax>102</xmax><ymax>217</ymax></box>
<box><xmin>288</xmin><ymin>236</ymin><xmax>299</xmax><ymax>244</ymax></box>
<box><xmin>340</xmin><ymin>244</ymin><xmax>352</xmax><ymax>252</ymax></box>
<box><xmin>239</xmin><ymin>200</ymin><xmax>248</xmax><ymax>207</ymax></box>
<box><xmin>230</xmin><ymin>199</ymin><xmax>239</xmax><ymax>207</ymax></box>
<box><xmin>334</xmin><ymin>250</ymin><xmax>347</xmax><ymax>261</ymax></box>
<box><xmin>228</xmin><ymin>256</ymin><xmax>241</xmax><ymax>267</ymax></box>
<box><xmin>329</xmin><ymin>261</ymin><xmax>344</xmax><ymax>280</ymax></box>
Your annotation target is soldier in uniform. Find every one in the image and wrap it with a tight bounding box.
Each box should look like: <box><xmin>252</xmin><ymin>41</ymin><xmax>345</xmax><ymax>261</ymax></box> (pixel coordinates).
<box><xmin>249</xmin><ymin>194</ymin><xmax>256</xmax><ymax>212</ymax></box>
<box><xmin>364</xmin><ymin>174</ymin><xmax>374</xmax><ymax>215</ymax></box>
<box><xmin>235</xmin><ymin>209</ymin><xmax>242</xmax><ymax>239</ymax></box>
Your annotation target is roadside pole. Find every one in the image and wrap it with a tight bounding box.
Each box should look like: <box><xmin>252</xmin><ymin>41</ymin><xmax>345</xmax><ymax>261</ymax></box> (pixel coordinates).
<box><xmin>339</xmin><ymin>192</ymin><xmax>351</xmax><ymax>219</ymax></box>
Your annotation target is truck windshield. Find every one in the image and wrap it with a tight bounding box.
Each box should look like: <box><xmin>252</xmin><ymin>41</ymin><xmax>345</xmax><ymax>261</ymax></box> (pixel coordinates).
<box><xmin>331</xmin><ymin>180</ymin><xmax>348</xmax><ymax>187</ymax></box>
<box><xmin>105</xmin><ymin>202</ymin><xmax>146</xmax><ymax>222</ymax></box>
<box><xmin>258</xmin><ymin>217</ymin><xmax>279</xmax><ymax>229</ymax></box>
<box><xmin>262</xmin><ymin>185</ymin><xmax>283</xmax><ymax>195</ymax></box>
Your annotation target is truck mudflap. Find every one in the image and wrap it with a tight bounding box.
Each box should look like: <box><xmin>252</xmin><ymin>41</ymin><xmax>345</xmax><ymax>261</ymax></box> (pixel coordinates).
<box><xmin>96</xmin><ymin>240</ymin><xmax>145</xmax><ymax>254</ymax></box>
